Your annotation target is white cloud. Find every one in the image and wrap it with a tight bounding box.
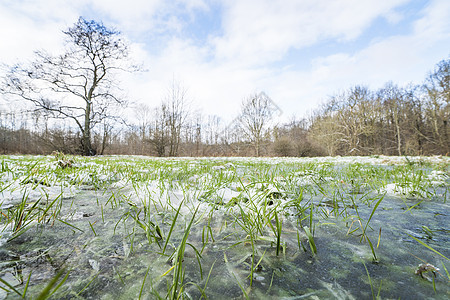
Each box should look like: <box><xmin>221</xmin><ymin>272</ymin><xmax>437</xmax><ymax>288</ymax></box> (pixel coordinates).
<box><xmin>84</xmin><ymin>0</ymin><xmax>163</xmax><ymax>33</ymax></box>
<box><xmin>1</xmin><ymin>0</ymin><xmax>449</xmax><ymax>125</ymax></box>
<box><xmin>0</xmin><ymin>0</ymin><xmax>79</xmax><ymax>63</ymax></box>
<box><xmin>211</xmin><ymin>0</ymin><xmax>410</xmax><ymax>66</ymax></box>
<box><xmin>117</xmin><ymin>0</ymin><xmax>450</xmax><ymax>123</ymax></box>
<box><xmin>84</xmin><ymin>0</ymin><xmax>211</xmax><ymax>38</ymax></box>
<box><xmin>309</xmin><ymin>0</ymin><xmax>450</xmax><ymax>88</ymax></box>
<box><xmin>413</xmin><ymin>0</ymin><xmax>450</xmax><ymax>40</ymax></box>
<box><xmin>124</xmin><ymin>37</ymin><xmax>266</xmax><ymax>121</ymax></box>
<box><xmin>260</xmin><ymin>0</ymin><xmax>450</xmax><ymax>119</ymax></box>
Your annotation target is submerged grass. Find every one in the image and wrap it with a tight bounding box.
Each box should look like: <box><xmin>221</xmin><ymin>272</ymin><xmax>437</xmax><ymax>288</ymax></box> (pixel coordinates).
<box><xmin>0</xmin><ymin>155</ymin><xmax>448</xmax><ymax>298</ymax></box>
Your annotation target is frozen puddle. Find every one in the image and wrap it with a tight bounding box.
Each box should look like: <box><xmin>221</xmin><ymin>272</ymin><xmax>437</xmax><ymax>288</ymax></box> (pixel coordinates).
<box><xmin>0</xmin><ymin>155</ymin><xmax>448</xmax><ymax>299</ymax></box>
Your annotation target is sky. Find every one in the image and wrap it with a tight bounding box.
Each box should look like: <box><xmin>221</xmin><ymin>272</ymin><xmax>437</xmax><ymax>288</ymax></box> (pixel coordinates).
<box><xmin>0</xmin><ymin>0</ymin><xmax>449</xmax><ymax>124</ymax></box>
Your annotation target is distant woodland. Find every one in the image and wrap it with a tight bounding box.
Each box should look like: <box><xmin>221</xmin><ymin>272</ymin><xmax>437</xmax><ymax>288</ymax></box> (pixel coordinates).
<box><xmin>0</xmin><ymin>19</ymin><xmax>448</xmax><ymax>157</ymax></box>
<box><xmin>1</xmin><ymin>58</ymin><xmax>448</xmax><ymax>157</ymax></box>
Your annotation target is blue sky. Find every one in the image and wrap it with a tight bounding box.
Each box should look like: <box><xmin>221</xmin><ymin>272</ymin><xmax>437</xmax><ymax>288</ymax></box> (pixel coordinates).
<box><xmin>1</xmin><ymin>0</ymin><xmax>449</xmax><ymax>124</ymax></box>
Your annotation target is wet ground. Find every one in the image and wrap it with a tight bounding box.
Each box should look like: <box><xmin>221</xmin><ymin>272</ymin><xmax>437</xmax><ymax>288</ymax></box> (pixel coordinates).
<box><xmin>0</xmin><ymin>155</ymin><xmax>449</xmax><ymax>299</ymax></box>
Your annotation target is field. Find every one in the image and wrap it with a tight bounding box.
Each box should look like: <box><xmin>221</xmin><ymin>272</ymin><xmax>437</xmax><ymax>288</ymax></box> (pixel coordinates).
<box><xmin>0</xmin><ymin>154</ymin><xmax>449</xmax><ymax>299</ymax></box>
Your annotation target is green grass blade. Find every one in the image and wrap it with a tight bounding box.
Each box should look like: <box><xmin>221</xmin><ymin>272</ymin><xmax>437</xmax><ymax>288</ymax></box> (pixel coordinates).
<box><xmin>22</xmin><ymin>270</ymin><xmax>32</xmax><ymax>298</ymax></box>
<box><xmin>163</xmin><ymin>199</ymin><xmax>184</xmax><ymax>254</ymax></box>
<box><xmin>49</xmin><ymin>270</ymin><xmax>71</xmax><ymax>298</ymax></box>
<box><xmin>366</xmin><ymin>236</ymin><xmax>378</xmax><ymax>262</ymax></box>
<box><xmin>275</xmin><ymin>211</ymin><xmax>282</xmax><ymax>256</ymax></box>
<box><xmin>171</xmin><ymin>205</ymin><xmax>199</xmax><ymax>300</ymax></box>
<box><xmin>407</xmin><ymin>234</ymin><xmax>449</xmax><ymax>260</ymax></box>
<box><xmin>363</xmin><ymin>262</ymin><xmax>375</xmax><ymax>300</ymax></box>
<box><xmin>441</xmin><ymin>262</ymin><xmax>450</xmax><ymax>280</ymax></box>
<box><xmin>57</xmin><ymin>219</ymin><xmax>85</xmax><ymax>233</ymax></box>
<box><xmin>363</xmin><ymin>194</ymin><xmax>384</xmax><ymax>235</ymax></box>
<box><xmin>224</xmin><ymin>252</ymin><xmax>249</xmax><ymax>300</ymax></box>
<box><xmin>36</xmin><ymin>268</ymin><xmax>68</xmax><ymax>300</ymax></box>
<box><xmin>139</xmin><ymin>266</ymin><xmax>151</xmax><ymax>299</ymax></box>
<box><xmin>0</xmin><ymin>277</ymin><xmax>22</xmax><ymax>297</ymax></box>
<box><xmin>199</xmin><ymin>260</ymin><xmax>215</xmax><ymax>299</ymax></box>
<box><xmin>304</xmin><ymin>226</ymin><xmax>317</xmax><ymax>255</ymax></box>
<box><xmin>76</xmin><ymin>272</ymin><xmax>99</xmax><ymax>297</ymax></box>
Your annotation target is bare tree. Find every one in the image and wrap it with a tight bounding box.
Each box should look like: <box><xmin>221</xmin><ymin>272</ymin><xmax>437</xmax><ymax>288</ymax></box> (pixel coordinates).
<box><xmin>0</xmin><ymin>17</ymin><xmax>138</xmax><ymax>155</ymax></box>
<box><xmin>239</xmin><ymin>92</ymin><xmax>276</xmax><ymax>156</ymax></box>
<box><xmin>134</xmin><ymin>103</ymin><xmax>152</xmax><ymax>154</ymax></box>
<box><xmin>165</xmin><ymin>79</ymin><xmax>189</xmax><ymax>157</ymax></box>
<box><xmin>205</xmin><ymin>115</ymin><xmax>222</xmax><ymax>145</ymax></box>
<box><xmin>377</xmin><ymin>83</ymin><xmax>405</xmax><ymax>155</ymax></box>
<box><xmin>97</xmin><ymin>119</ymin><xmax>114</xmax><ymax>155</ymax></box>
<box><xmin>193</xmin><ymin>112</ymin><xmax>203</xmax><ymax>156</ymax></box>
<box><xmin>423</xmin><ymin>58</ymin><xmax>449</xmax><ymax>154</ymax></box>
<box><xmin>309</xmin><ymin>111</ymin><xmax>342</xmax><ymax>156</ymax></box>
<box><xmin>149</xmin><ymin>104</ymin><xmax>169</xmax><ymax>157</ymax></box>
<box><xmin>134</xmin><ymin>103</ymin><xmax>152</xmax><ymax>139</ymax></box>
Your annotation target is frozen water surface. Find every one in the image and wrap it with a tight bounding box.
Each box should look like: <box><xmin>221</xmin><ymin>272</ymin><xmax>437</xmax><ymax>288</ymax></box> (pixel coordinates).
<box><xmin>0</xmin><ymin>155</ymin><xmax>448</xmax><ymax>299</ymax></box>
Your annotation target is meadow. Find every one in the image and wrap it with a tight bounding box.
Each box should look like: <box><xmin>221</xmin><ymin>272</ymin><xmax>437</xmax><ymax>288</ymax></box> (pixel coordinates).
<box><xmin>0</xmin><ymin>154</ymin><xmax>449</xmax><ymax>299</ymax></box>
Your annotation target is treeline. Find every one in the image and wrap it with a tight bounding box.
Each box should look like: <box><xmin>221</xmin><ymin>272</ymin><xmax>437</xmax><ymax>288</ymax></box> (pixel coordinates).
<box><xmin>1</xmin><ymin>58</ymin><xmax>448</xmax><ymax>157</ymax></box>
<box><xmin>309</xmin><ymin>58</ymin><xmax>449</xmax><ymax>156</ymax></box>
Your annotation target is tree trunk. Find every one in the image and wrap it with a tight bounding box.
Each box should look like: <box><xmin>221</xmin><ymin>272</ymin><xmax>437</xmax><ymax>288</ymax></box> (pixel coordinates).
<box><xmin>83</xmin><ymin>102</ymin><xmax>95</xmax><ymax>156</ymax></box>
<box><xmin>394</xmin><ymin>113</ymin><xmax>402</xmax><ymax>156</ymax></box>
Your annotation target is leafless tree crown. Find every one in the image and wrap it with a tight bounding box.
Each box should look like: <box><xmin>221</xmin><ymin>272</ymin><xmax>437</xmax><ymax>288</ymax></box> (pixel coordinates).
<box><xmin>0</xmin><ymin>17</ymin><xmax>137</xmax><ymax>155</ymax></box>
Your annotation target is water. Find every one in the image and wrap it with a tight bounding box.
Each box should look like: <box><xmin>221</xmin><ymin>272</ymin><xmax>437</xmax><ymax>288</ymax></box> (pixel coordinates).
<box><xmin>0</xmin><ymin>156</ymin><xmax>448</xmax><ymax>299</ymax></box>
